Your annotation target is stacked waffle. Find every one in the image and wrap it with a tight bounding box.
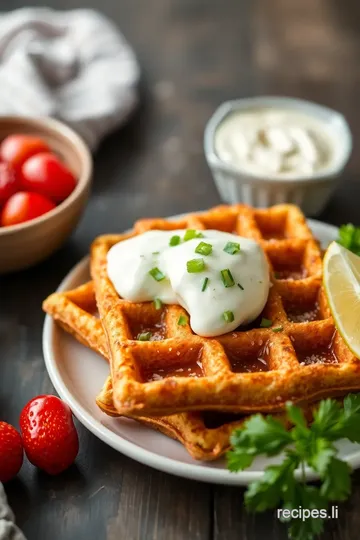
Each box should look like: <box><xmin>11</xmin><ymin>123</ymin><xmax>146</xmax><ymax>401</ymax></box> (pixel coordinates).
<box><xmin>43</xmin><ymin>204</ymin><xmax>360</xmax><ymax>460</ymax></box>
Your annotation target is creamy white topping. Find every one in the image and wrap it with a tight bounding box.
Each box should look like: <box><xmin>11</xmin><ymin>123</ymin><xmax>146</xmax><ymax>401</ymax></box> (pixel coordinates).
<box><xmin>215</xmin><ymin>108</ymin><xmax>336</xmax><ymax>177</ymax></box>
<box><xmin>107</xmin><ymin>229</ymin><xmax>270</xmax><ymax>337</ymax></box>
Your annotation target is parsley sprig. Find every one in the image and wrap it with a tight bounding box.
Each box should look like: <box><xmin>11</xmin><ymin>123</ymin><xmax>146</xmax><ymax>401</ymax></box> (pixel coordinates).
<box><xmin>337</xmin><ymin>224</ymin><xmax>360</xmax><ymax>255</ymax></box>
<box><xmin>227</xmin><ymin>395</ymin><xmax>360</xmax><ymax>540</ymax></box>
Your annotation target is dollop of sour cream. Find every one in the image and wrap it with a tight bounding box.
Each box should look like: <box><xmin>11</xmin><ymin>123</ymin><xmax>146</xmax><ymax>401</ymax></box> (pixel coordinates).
<box><xmin>107</xmin><ymin>230</ymin><xmax>270</xmax><ymax>337</ymax></box>
<box><xmin>215</xmin><ymin>108</ymin><xmax>335</xmax><ymax>177</ymax></box>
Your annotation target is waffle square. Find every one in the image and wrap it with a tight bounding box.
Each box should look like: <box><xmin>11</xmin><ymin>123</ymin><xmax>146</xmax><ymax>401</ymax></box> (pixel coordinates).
<box><xmin>89</xmin><ymin>204</ymin><xmax>360</xmax><ymax>417</ymax></box>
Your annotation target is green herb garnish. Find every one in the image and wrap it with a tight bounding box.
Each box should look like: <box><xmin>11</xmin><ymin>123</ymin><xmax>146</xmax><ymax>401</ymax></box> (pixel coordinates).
<box><xmin>238</xmin><ymin>283</ymin><xmax>244</xmax><ymax>291</ymax></box>
<box><xmin>272</xmin><ymin>326</ymin><xmax>283</xmax><ymax>333</ymax></box>
<box><xmin>337</xmin><ymin>224</ymin><xmax>360</xmax><ymax>255</ymax></box>
<box><xmin>177</xmin><ymin>314</ymin><xmax>187</xmax><ymax>326</ymax></box>
<box><xmin>221</xmin><ymin>269</ymin><xmax>235</xmax><ymax>288</ymax></box>
<box><xmin>183</xmin><ymin>229</ymin><xmax>204</xmax><ymax>242</ymax></box>
<box><xmin>201</xmin><ymin>277</ymin><xmax>209</xmax><ymax>292</ymax></box>
<box><xmin>169</xmin><ymin>235</ymin><xmax>181</xmax><ymax>246</ymax></box>
<box><xmin>152</xmin><ymin>251</ymin><xmax>160</xmax><ymax>255</ymax></box>
<box><xmin>187</xmin><ymin>258</ymin><xmax>205</xmax><ymax>273</ymax></box>
<box><xmin>137</xmin><ymin>332</ymin><xmax>152</xmax><ymax>341</ymax></box>
<box><xmin>153</xmin><ymin>298</ymin><xmax>162</xmax><ymax>310</ymax></box>
<box><xmin>260</xmin><ymin>317</ymin><xmax>272</xmax><ymax>328</ymax></box>
<box><xmin>223</xmin><ymin>310</ymin><xmax>234</xmax><ymax>323</ymax></box>
<box><xmin>227</xmin><ymin>394</ymin><xmax>360</xmax><ymax>540</ymax></box>
<box><xmin>149</xmin><ymin>267</ymin><xmax>166</xmax><ymax>281</ymax></box>
<box><xmin>224</xmin><ymin>241</ymin><xmax>240</xmax><ymax>255</ymax></box>
<box><xmin>195</xmin><ymin>242</ymin><xmax>212</xmax><ymax>256</ymax></box>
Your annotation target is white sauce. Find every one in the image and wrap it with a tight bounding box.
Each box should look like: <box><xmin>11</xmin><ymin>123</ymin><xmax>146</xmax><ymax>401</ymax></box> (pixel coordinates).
<box><xmin>215</xmin><ymin>108</ymin><xmax>335</xmax><ymax>177</ymax></box>
<box><xmin>107</xmin><ymin>229</ymin><xmax>270</xmax><ymax>337</ymax></box>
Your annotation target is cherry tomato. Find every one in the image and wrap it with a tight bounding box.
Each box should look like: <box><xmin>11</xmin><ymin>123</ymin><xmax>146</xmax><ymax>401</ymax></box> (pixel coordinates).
<box><xmin>22</xmin><ymin>153</ymin><xmax>76</xmax><ymax>203</ymax></box>
<box><xmin>1</xmin><ymin>191</ymin><xmax>56</xmax><ymax>227</ymax></box>
<box><xmin>0</xmin><ymin>135</ymin><xmax>50</xmax><ymax>171</ymax></box>
<box><xmin>0</xmin><ymin>162</ymin><xmax>19</xmax><ymax>204</ymax></box>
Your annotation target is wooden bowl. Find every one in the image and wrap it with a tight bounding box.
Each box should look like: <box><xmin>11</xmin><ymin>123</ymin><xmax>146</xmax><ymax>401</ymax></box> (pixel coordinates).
<box><xmin>0</xmin><ymin>116</ymin><xmax>92</xmax><ymax>273</ymax></box>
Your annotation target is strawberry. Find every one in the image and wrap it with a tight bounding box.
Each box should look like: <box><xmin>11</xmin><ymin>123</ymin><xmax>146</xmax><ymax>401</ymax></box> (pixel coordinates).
<box><xmin>20</xmin><ymin>395</ymin><xmax>79</xmax><ymax>475</ymax></box>
<box><xmin>0</xmin><ymin>421</ymin><xmax>23</xmax><ymax>482</ymax></box>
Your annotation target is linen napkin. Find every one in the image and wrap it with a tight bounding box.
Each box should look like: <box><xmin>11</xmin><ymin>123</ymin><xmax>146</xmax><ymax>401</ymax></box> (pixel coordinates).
<box><xmin>0</xmin><ymin>8</ymin><xmax>140</xmax><ymax>149</ymax></box>
<box><xmin>0</xmin><ymin>484</ymin><xmax>25</xmax><ymax>540</ymax></box>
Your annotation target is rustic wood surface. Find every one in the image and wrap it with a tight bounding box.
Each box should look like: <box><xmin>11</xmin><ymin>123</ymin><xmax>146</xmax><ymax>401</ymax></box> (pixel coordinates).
<box><xmin>1</xmin><ymin>0</ymin><xmax>360</xmax><ymax>538</ymax></box>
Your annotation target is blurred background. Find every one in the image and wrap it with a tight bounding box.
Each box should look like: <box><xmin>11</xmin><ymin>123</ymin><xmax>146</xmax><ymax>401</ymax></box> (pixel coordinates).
<box><xmin>3</xmin><ymin>0</ymin><xmax>359</xmax><ymax>251</ymax></box>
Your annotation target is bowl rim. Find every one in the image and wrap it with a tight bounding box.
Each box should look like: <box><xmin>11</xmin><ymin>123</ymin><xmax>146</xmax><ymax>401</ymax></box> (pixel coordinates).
<box><xmin>204</xmin><ymin>96</ymin><xmax>353</xmax><ymax>185</ymax></box>
<box><xmin>0</xmin><ymin>115</ymin><xmax>92</xmax><ymax>235</ymax></box>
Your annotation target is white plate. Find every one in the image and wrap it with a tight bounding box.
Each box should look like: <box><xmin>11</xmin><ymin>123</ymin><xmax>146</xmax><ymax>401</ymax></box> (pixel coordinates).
<box><xmin>42</xmin><ymin>218</ymin><xmax>360</xmax><ymax>485</ymax></box>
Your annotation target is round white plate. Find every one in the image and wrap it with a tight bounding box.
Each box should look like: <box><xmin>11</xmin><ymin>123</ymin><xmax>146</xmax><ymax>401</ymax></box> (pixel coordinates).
<box><xmin>42</xmin><ymin>218</ymin><xmax>360</xmax><ymax>485</ymax></box>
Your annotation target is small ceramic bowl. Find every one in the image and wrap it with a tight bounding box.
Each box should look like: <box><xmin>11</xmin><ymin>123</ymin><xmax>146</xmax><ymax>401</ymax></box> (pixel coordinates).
<box><xmin>204</xmin><ymin>97</ymin><xmax>352</xmax><ymax>215</ymax></box>
<box><xmin>0</xmin><ymin>116</ymin><xmax>92</xmax><ymax>273</ymax></box>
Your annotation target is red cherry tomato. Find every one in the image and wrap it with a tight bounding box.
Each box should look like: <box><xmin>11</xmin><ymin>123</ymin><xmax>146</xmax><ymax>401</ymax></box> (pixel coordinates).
<box><xmin>0</xmin><ymin>135</ymin><xmax>50</xmax><ymax>171</ymax></box>
<box><xmin>0</xmin><ymin>162</ymin><xmax>19</xmax><ymax>204</ymax></box>
<box><xmin>1</xmin><ymin>191</ymin><xmax>56</xmax><ymax>227</ymax></box>
<box><xmin>22</xmin><ymin>153</ymin><xmax>76</xmax><ymax>203</ymax></box>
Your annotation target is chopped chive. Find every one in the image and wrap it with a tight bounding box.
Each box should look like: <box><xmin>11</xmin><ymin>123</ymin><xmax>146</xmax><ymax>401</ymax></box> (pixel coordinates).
<box><xmin>152</xmin><ymin>251</ymin><xmax>160</xmax><ymax>255</ymax></box>
<box><xmin>274</xmin><ymin>271</ymin><xmax>280</xmax><ymax>279</ymax></box>
<box><xmin>201</xmin><ymin>277</ymin><xmax>209</xmax><ymax>292</ymax></box>
<box><xmin>272</xmin><ymin>326</ymin><xmax>283</xmax><ymax>333</ymax></box>
<box><xmin>183</xmin><ymin>229</ymin><xmax>204</xmax><ymax>241</ymax></box>
<box><xmin>169</xmin><ymin>235</ymin><xmax>181</xmax><ymax>246</ymax></box>
<box><xmin>223</xmin><ymin>310</ymin><xmax>234</xmax><ymax>323</ymax></box>
<box><xmin>260</xmin><ymin>318</ymin><xmax>272</xmax><ymax>328</ymax></box>
<box><xmin>149</xmin><ymin>267</ymin><xmax>166</xmax><ymax>281</ymax></box>
<box><xmin>187</xmin><ymin>258</ymin><xmax>205</xmax><ymax>273</ymax></box>
<box><xmin>195</xmin><ymin>241</ymin><xmax>212</xmax><ymax>256</ymax></box>
<box><xmin>237</xmin><ymin>283</ymin><xmax>244</xmax><ymax>290</ymax></box>
<box><xmin>137</xmin><ymin>331</ymin><xmax>152</xmax><ymax>341</ymax></box>
<box><xmin>224</xmin><ymin>241</ymin><xmax>240</xmax><ymax>255</ymax></box>
<box><xmin>221</xmin><ymin>268</ymin><xmax>235</xmax><ymax>288</ymax></box>
<box><xmin>153</xmin><ymin>298</ymin><xmax>162</xmax><ymax>310</ymax></box>
<box><xmin>178</xmin><ymin>314</ymin><xmax>187</xmax><ymax>326</ymax></box>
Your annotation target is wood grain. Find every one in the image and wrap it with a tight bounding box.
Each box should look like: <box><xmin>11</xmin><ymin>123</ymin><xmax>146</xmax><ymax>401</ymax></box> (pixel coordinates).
<box><xmin>1</xmin><ymin>0</ymin><xmax>360</xmax><ymax>538</ymax></box>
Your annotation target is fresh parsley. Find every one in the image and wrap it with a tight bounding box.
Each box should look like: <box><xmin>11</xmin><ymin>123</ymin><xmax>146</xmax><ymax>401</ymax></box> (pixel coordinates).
<box><xmin>337</xmin><ymin>224</ymin><xmax>360</xmax><ymax>256</ymax></box>
<box><xmin>227</xmin><ymin>395</ymin><xmax>360</xmax><ymax>540</ymax></box>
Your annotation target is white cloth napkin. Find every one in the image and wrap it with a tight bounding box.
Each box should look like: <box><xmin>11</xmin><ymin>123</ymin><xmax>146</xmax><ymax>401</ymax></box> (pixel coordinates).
<box><xmin>0</xmin><ymin>484</ymin><xmax>25</xmax><ymax>540</ymax></box>
<box><xmin>0</xmin><ymin>8</ymin><xmax>140</xmax><ymax>149</ymax></box>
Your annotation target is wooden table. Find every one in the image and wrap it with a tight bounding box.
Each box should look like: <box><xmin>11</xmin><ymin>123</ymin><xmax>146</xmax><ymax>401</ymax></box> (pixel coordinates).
<box><xmin>1</xmin><ymin>0</ymin><xmax>360</xmax><ymax>538</ymax></box>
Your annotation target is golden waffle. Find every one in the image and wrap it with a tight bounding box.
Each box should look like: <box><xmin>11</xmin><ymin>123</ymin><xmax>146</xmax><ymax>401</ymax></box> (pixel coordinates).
<box><xmin>43</xmin><ymin>281</ymin><xmax>342</xmax><ymax>460</ymax></box>
<box><xmin>90</xmin><ymin>204</ymin><xmax>360</xmax><ymax>417</ymax></box>
<box><xmin>43</xmin><ymin>282</ymin><xmax>249</xmax><ymax>460</ymax></box>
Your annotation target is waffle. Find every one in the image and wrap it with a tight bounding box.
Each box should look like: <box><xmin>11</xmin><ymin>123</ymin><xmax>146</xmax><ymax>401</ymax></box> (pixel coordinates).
<box><xmin>43</xmin><ymin>281</ymin><xmax>317</xmax><ymax>461</ymax></box>
<box><xmin>90</xmin><ymin>204</ymin><xmax>360</xmax><ymax>417</ymax></box>
<box><xmin>43</xmin><ymin>281</ymin><xmax>248</xmax><ymax>459</ymax></box>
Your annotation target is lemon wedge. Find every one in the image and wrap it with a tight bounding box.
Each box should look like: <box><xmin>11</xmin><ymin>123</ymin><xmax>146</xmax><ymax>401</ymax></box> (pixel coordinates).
<box><xmin>323</xmin><ymin>241</ymin><xmax>360</xmax><ymax>358</ymax></box>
